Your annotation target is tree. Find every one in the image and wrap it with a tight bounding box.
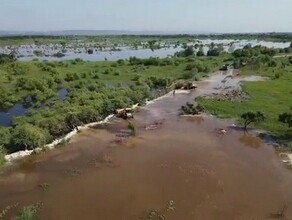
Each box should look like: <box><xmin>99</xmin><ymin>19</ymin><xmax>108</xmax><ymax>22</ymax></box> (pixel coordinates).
<box><xmin>0</xmin><ymin>53</ymin><xmax>16</xmax><ymax>64</ymax></box>
<box><xmin>279</xmin><ymin>112</ymin><xmax>292</xmax><ymax>128</ymax></box>
<box><xmin>196</xmin><ymin>48</ymin><xmax>205</xmax><ymax>56</ymax></box>
<box><xmin>0</xmin><ymin>145</ymin><xmax>6</xmax><ymax>166</ymax></box>
<box><xmin>289</xmin><ymin>56</ymin><xmax>292</xmax><ymax>64</ymax></box>
<box><xmin>87</xmin><ymin>49</ymin><xmax>94</xmax><ymax>54</ymax></box>
<box><xmin>241</xmin><ymin>111</ymin><xmax>265</xmax><ymax>131</ymax></box>
<box><xmin>0</xmin><ymin>127</ymin><xmax>11</xmax><ymax>147</ymax></box>
<box><xmin>183</xmin><ymin>46</ymin><xmax>195</xmax><ymax>57</ymax></box>
<box><xmin>207</xmin><ymin>48</ymin><xmax>220</xmax><ymax>56</ymax></box>
<box><xmin>65</xmin><ymin>112</ymin><xmax>81</xmax><ymax>131</ymax></box>
<box><xmin>11</xmin><ymin>124</ymin><xmax>49</xmax><ymax>151</ymax></box>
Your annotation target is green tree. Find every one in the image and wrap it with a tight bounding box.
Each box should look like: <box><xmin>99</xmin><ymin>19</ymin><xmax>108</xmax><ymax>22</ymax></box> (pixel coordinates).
<box><xmin>241</xmin><ymin>111</ymin><xmax>265</xmax><ymax>131</ymax></box>
<box><xmin>87</xmin><ymin>49</ymin><xmax>94</xmax><ymax>54</ymax></box>
<box><xmin>207</xmin><ymin>48</ymin><xmax>220</xmax><ymax>56</ymax></box>
<box><xmin>0</xmin><ymin>145</ymin><xmax>6</xmax><ymax>166</ymax></box>
<box><xmin>0</xmin><ymin>53</ymin><xmax>16</xmax><ymax>64</ymax></box>
<box><xmin>0</xmin><ymin>127</ymin><xmax>11</xmax><ymax>147</ymax></box>
<box><xmin>11</xmin><ymin>124</ymin><xmax>49</xmax><ymax>151</ymax></box>
<box><xmin>196</xmin><ymin>48</ymin><xmax>205</xmax><ymax>56</ymax></box>
<box><xmin>183</xmin><ymin>46</ymin><xmax>195</xmax><ymax>57</ymax></box>
<box><xmin>65</xmin><ymin>112</ymin><xmax>81</xmax><ymax>131</ymax></box>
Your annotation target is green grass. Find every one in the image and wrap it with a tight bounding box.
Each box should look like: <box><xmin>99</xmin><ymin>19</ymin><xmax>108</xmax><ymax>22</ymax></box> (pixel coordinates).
<box><xmin>198</xmin><ymin>57</ymin><xmax>292</xmax><ymax>139</ymax></box>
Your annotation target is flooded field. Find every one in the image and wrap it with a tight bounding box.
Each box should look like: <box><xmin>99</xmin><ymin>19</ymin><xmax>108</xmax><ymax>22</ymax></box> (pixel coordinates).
<box><xmin>0</xmin><ymin>39</ymin><xmax>290</xmax><ymax>62</ymax></box>
<box><xmin>0</xmin><ymin>88</ymin><xmax>67</xmax><ymax>127</ymax></box>
<box><xmin>1</xmin><ymin>71</ymin><xmax>292</xmax><ymax>219</ymax></box>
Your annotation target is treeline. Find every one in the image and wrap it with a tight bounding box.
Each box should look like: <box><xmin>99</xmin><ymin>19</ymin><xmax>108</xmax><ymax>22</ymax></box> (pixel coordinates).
<box><xmin>232</xmin><ymin>44</ymin><xmax>292</xmax><ymax>68</ymax></box>
<box><xmin>1</xmin><ymin>33</ymin><xmax>292</xmax><ymax>42</ymax></box>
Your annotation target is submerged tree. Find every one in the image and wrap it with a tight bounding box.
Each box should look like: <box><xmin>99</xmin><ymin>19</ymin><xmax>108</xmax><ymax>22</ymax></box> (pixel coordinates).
<box><xmin>241</xmin><ymin>111</ymin><xmax>265</xmax><ymax>131</ymax></box>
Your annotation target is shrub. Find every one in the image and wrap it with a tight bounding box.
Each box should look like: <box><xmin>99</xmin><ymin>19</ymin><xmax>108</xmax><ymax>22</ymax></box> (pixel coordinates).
<box><xmin>14</xmin><ymin>204</ymin><xmax>41</xmax><ymax>220</ymax></box>
<box><xmin>180</xmin><ymin>102</ymin><xmax>204</xmax><ymax>115</ymax></box>
<box><xmin>11</xmin><ymin>124</ymin><xmax>49</xmax><ymax>152</ymax></box>
<box><xmin>117</xmin><ymin>59</ymin><xmax>125</xmax><ymax>65</ymax></box>
<box><xmin>182</xmin><ymin>71</ymin><xmax>195</xmax><ymax>80</ymax></box>
<box><xmin>87</xmin><ymin>49</ymin><xmax>94</xmax><ymax>54</ymax></box>
<box><xmin>0</xmin><ymin>127</ymin><xmax>11</xmax><ymax>147</ymax></box>
<box><xmin>0</xmin><ymin>53</ymin><xmax>16</xmax><ymax>64</ymax></box>
<box><xmin>196</xmin><ymin>50</ymin><xmax>205</xmax><ymax>56</ymax></box>
<box><xmin>0</xmin><ymin>146</ymin><xmax>6</xmax><ymax>166</ymax></box>
<box><xmin>207</xmin><ymin>48</ymin><xmax>220</xmax><ymax>56</ymax></box>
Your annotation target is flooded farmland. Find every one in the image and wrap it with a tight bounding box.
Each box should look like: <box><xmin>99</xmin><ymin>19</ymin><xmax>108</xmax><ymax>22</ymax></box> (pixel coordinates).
<box><xmin>1</xmin><ymin>71</ymin><xmax>292</xmax><ymax>219</ymax></box>
<box><xmin>0</xmin><ymin>39</ymin><xmax>290</xmax><ymax>62</ymax></box>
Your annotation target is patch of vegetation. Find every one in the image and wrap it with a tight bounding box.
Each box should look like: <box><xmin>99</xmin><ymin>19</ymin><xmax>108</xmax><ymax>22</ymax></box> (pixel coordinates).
<box><xmin>0</xmin><ymin>145</ymin><xmax>6</xmax><ymax>166</ymax></box>
<box><xmin>197</xmin><ymin>52</ymin><xmax>292</xmax><ymax>140</ymax></box>
<box><xmin>144</xmin><ymin>200</ymin><xmax>175</xmax><ymax>220</ymax></box>
<box><xmin>0</xmin><ymin>54</ymin><xmax>225</xmax><ymax>156</ymax></box>
<box><xmin>38</xmin><ymin>182</ymin><xmax>50</xmax><ymax>192</ymax></box>
<box><xmin>241</xmin><ymin>111</ymin><xmax>265</xmax><ymax>131</ymax></box>
<box><xmin>180</xmin><ymin>102</ymin><xmax>204</xmax><ymax>115</ymax></box>
<box><xmin>13</xmin><ymin>203</ymin><xmax>41</xmax><ymax>220</ymax></box>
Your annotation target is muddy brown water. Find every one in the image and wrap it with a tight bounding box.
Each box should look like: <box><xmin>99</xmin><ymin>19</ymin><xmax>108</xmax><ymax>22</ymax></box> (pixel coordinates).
<box><xmin>1</xmin><ymin>71</ymin><xmax>292</xmax><ymax>219</ymax></box>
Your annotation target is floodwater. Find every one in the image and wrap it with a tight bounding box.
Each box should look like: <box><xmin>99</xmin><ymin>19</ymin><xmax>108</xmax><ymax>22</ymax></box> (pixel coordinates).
<box><xmin>0</xmin><ymin>39</ymin><xmax>290</xmax><ymax>62</ymax></box>
<box><xmin>0</xmin><ymin>88</ymin><xmax>67</xmax><ymax>127</ymax></box>
<box><xmin>1</xmin><ymin>71</ymin><xmax>292</xmax><ymax>219</ymax></box>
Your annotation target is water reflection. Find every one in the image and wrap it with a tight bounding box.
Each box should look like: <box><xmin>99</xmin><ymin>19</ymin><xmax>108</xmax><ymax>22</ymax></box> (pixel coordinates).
<box><xmin>184</xmin><ymin>115</ymin><xmax>205</xmax><ymax>125</ymax></box>
<box><xmin>0</xmin><ymin>39</ymin><xmax>289</xmax><ymax>62</ymax></box>
<box><xmin>238</xmin><ymin>134</ymin><xmax>263</xmax><ymax>149</ymax></box>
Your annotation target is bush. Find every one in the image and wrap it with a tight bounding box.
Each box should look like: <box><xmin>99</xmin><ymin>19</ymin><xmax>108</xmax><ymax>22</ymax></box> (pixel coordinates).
<box><xmin>181</xmin><ymin>71</ymin><xmax>195</xmax><ymax>80</ymax></box>
<box><xmin>0</xmin><ymin>127</ymin><xmax>11</xmax><ymax>147</ymax></box>
<box><xmin>53</xmin><ymin>52</ymin><xmax>65</xmax><ymax>58</ymax></box>
<box><xmin>207</xmin><ymin>48</ymin><xmax>220</xmax><ymax>56</ymax></box>
<box><xmin>196</xmin><ymin>50</ymin><xmax>205</xmax><ymax>56</ymax></box>
<box><xmin>87</xmin><ymin>49</ymin><xmax>94</xmax><ymax>54</ymax></box>
<box><xmin>176</xmin><ymin>46</ymin><xmax>195</xmax><ymax>57</ymax></box>
<box><xmin>103</xmin><ymin>69</ymin><xmax>110</xmax><ymax>75</ymax></box>
<box><xmin>11</xmin><ymin>124</ymin><xmax>49</xmax><ymax>152</ymax></box>
<box><xmin>117</xmin><ymin>59</ymin><xmax>125</xmax><ymax>65</ymax></box>
<box><xmin>14</xmin><ymin>204</ymin><xmax>41</xmax><ymax>220</ymax></box>
<box><xmin>0</xmin><ymin>146</ymin><xmax>6</xmax><ymax>166</ymax></box>
<box><xmin>0</xmin><ymin>53</ymin><xmax>16</xmax><ymax>64</ymax></box>
<box><xmin>185</xmin><ymin>64</ymin><xmax>195</xmax><ymax>71</ymax></box>
<box><xmin>268</xmin><ymin>60</ymin><xmax>277</xmax><ymax>67</ymax></box>
<box><xmin>180</xmin><ymin>102</ymin><xmax>204</xmax><ymax>115</ymax></box>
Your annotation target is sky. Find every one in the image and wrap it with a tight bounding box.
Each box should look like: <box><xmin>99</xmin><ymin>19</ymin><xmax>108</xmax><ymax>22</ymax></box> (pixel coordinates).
<box><xmin>0</xmin><ymin>0</ymin><xmax>291</xmax><ymax>33</ymax></box>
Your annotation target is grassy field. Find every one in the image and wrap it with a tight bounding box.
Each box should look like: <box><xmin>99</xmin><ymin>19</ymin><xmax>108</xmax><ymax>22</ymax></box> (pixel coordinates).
<box><xmin>198</xmin><ymin>56</ymin><xmax>292</xmax><ymax>139</ymax></box>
